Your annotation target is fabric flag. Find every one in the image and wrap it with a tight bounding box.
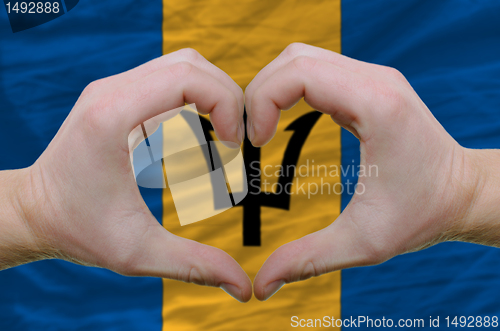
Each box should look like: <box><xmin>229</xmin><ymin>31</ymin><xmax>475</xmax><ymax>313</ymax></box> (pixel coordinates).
<box><xmin>161</xmin><ymin>1</ymin><xmax>341</xmax><ymax>330</ymax></box>
<box><xmin>0</xmin><ymin>0</ymin><xmax>499</xmax><ymax>330</ymax></box>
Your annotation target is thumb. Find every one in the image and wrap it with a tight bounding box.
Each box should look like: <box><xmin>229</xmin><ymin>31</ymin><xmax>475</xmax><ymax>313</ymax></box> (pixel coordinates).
<box><xmin>253</xmin><ymin>211</ymin><xmax>379</xmax><ymax>301</ymax></box>
<box><xmin>118</xmin><ymin>223</ymin><xmax>252</xmax><ymax>303</ymax></box>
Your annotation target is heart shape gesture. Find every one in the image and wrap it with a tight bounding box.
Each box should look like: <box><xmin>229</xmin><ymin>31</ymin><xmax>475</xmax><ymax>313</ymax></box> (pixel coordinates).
<box><xmin>1</xmin><ymin>44</ymin><xmax>497</xmax><ymax>303</ymax></box>
<box><xmin>245</xmin><ymin>43</ymin><xmax>492</xmax><ymax>300</ymax></box>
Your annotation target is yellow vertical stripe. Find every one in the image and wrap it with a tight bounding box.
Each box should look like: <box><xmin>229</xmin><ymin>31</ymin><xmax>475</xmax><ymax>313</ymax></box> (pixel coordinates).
<box><xmin>162</xmin><ymin>1</ymin><xmax>342</xmax><ymax>330</ymax></box>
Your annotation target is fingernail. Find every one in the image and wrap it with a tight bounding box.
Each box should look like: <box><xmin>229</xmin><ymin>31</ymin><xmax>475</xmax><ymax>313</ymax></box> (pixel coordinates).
<box><xmin>220</xmin><ymin>283</ymin><xmax>243</xmax><ymax>302</ymax></box>
<box><xmin>247</xmin><ymin>118</ymin><xmax>255</xmax><ymax>143</ymax></box>
<box><xmin>263</xmin><ymin>280</ymin><xmax>285</xmax><ymax>301</ymax></box>
<box><xmin>237</xmin><ymin>119</ymin><xmax>244</xmax><ymax>145</ymax></box>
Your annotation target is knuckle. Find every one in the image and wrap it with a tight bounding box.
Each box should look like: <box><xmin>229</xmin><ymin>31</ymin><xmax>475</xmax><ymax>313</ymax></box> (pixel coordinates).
<box><xmin>360</xmin><ymin>231</ymin><xmax>394</xmax><ymax>265</ymax></box>
<box><xmin>82</xmin><ymin>92</ymin><xmax>117</xmax><ymax>132</ymax></box>
<box><xmin>81</xmin><ymin>78</ymin><xmax>107</xmax><ymax>98</ymax></box>
<box><xmin>380</xmin><ymin>66</ymin><xmax>407</xmax><ymax>83</ymax></box>
<box><xmin>285</xmin><ymin>42</ymin><xmax>307</xmax><ymax>57</ymax></box>
<box><xmin>379</xmin><ymin>84</ymin><xmax>403</xmax><ymax>107</ymax></box>
<box><xmin>299</xmin><ymin>260</ymin><xmax>322</xmax><ymax>281</ymax></box>
<box><xmin>174</xmin><ymin>265</ymin><xmax>207</xmax><ymax>285</ymax></box>
<box><xmin>186</xmin><ymin>266</ymin><xmax>205</xmax><ymax>285</ymax></box>
<box><xmin>111</xmin><ymin>248</ymin><xmax>141</xmax><ymax>276</ymax></box>
<box><xmin>168</xmin><ymin>61</ymin><xmax>194</xmax><ymax>79</ymax></box>
<box><xmin>177</xmin><ymin>48</ymin><xmax>201</xmax><ymax>62</ymax></box>
<box><xmin>371</xmin><ymin>83</ymin><xmax>407</xmax><ymax>119</ymax></box>
<box><xmin>292</xmin><ymin>55</ymin><xmax>317</xmax><ymax>72</ymax></box>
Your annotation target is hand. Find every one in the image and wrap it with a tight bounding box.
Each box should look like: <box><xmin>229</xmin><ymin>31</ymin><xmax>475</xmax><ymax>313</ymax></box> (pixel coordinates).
<box><xmin>246</xmin><ymin>43</ymin><xmax>495</xmax><ymax>301</ymax></box>
<box><xmin>1</xmin><ymin>49</ymin><xmax>251</xmax><ymax>302</ymax></box>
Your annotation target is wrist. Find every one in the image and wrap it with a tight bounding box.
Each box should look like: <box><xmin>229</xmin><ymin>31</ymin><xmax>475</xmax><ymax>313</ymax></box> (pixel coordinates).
<box><xmin>452</xmin><ymin>148</ymin><xmax>500</xmax><ymax>246</ymax></box>
<box><xmin>0</xmin><ymin>167</ymin><xmax>46</xmax><ymax>269</ymax></box>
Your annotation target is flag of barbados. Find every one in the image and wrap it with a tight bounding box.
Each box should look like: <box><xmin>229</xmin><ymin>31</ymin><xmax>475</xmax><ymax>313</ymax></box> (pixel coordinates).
<box><xmin>0</xmin><ymin>0</ymin><xmax>500</xmax><ymax>330</ymax></box>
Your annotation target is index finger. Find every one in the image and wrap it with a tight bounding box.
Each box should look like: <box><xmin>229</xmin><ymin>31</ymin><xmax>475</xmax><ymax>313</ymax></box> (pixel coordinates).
<box><xmin>95</xmin><ymin>49</ymin><xmax>244</xmax><ymax>117</ymax></box>
<box><xmin>82</xmin><ymin>62</ymin><xmax>243</xmax><ymax>147</ymax></box>
<box><xmin>119</xmin><ymin>49</ymin><xmax>245</xmax><ymax>116</ymax></box>
<box><xmin>246</xmin><ymin>56</ymin><xmax>373</xmax><ymax>146</ymax></box>
<box><xmin>245</xmin><ymin>43</ymin><xmax>378</xmax><ymax>116</ymax></box>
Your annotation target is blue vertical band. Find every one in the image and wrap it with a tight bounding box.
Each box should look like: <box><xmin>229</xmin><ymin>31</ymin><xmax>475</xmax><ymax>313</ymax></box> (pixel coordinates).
<box><xmin>341</xmin><ymin>0</ymin><xmax>500</xmax><ymax>328</ymax></box>
<box><xmin>0</xmin><ymin>0</ymin><xmax>164</xmax><ymax>330</ymax></box>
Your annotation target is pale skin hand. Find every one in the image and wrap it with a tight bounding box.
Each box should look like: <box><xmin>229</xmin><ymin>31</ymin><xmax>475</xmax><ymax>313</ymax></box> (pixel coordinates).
<box><xmin>0</xmin><ymin>49</ymin><xmax>252</xmax><ymax>303</ymax></box>
<box><xmin>246</xmin><ymin>43</ymin><xmax>500</xmax><ymax>301</ymax></box>
<box><xmin>2</xmin><ymin>45</ymin><xmax>499</xmax><ymax>305</ymax></box>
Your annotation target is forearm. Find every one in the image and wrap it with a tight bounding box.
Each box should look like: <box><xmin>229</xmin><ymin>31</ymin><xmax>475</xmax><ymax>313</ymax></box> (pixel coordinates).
<box><xmin>0</xmin><ymin>168</ymin><xmax>43</xmax><ymax>270</ymax></box>
<box><xmin>456</xmin><ymin>148</ymin><xmax>500</xmax><ymax>247</ymax></box>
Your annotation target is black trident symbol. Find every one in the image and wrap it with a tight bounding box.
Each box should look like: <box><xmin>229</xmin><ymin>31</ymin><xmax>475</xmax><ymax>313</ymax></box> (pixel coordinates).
<box><xmin>196</xmin><ymin>109</ymin><xmax>322</xmax><ymax>246</ymax></box>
